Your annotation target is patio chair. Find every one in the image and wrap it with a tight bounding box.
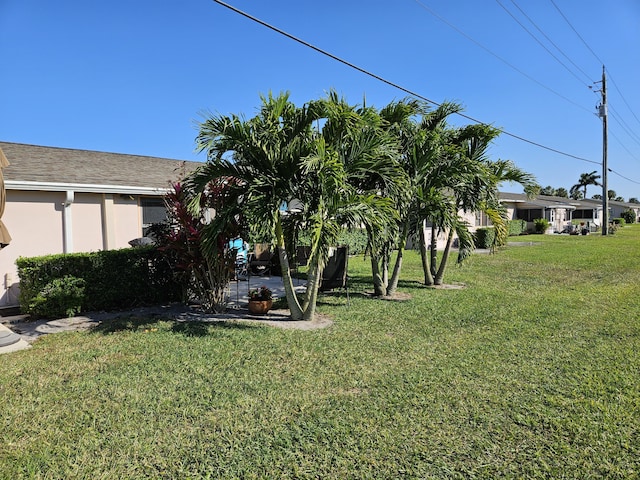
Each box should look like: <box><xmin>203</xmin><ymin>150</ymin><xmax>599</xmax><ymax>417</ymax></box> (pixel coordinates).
<box><xmin>320</xmin><ymin>246</ymin><xmax>349</xmax><ymax>305</ymax></box>
<box><xmin>249</xmin><ymin>243</ymin><xmax>273</xmax><ymax>276</ymax></box>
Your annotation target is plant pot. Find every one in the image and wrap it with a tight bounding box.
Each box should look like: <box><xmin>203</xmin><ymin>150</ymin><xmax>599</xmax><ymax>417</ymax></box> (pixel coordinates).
<box><xmin>248</xmin><ymin>299</ymin><xmax>272</xmax><ymax>315</ymax></box>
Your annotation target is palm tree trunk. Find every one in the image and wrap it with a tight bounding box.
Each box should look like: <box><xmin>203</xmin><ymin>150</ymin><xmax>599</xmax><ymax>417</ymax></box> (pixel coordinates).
<box><xmin>430</xmin><ymin>224</ymin><xmax>438</xmax><ymax>277</ymax></box>
<box><xmin>371</xmin><ymin>254</ymin><xmax>387</xmax><ymax>296</ymax></box>
<box><xmin>434</xmin><ymin>229</ymin><xmax>454</xmax><ymax>285</ymax></box>
<box><xmin>387</xmin><ymin>219</ymin><xmax>409</xmax><ymax>296</ymax></box>
<box><xmin>275</xmin><ymin>216</ymin><xmax>303</xmax><ymax>320</ymax></box>
<box><xmin>302</xmin><ymin>258</ymin><xmax>322</xmax><ymax>321</ymax></box>
<box><xmin>382</xmin><ymin>244</ymin><xmax>390</xmax><ymax>288</ymax></box>
<box><xmin>419</xmin><ymin>222</ymin><xmax>434</xmax><ymax>286</ymax></box>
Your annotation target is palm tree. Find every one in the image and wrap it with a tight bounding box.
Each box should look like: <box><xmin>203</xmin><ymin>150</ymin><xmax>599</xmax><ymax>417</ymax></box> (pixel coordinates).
<box><xmin>416</xmin><ymin>123</ymin><xmax>536</xmax><ymax>286</ymax></box>
<box><xmin>570</xmin><ymin>171</ymin><xmax>601</xmax><ymax>200</ymax></box>
<box><xmin>190</xmin><ymin>91</ymin><xmax>398</xmax><ymax>320</ymax></box>
<box><xmin>190</xmin><ymin>92</ymin><xmax>322</xmax><ymax>320</ymax></box>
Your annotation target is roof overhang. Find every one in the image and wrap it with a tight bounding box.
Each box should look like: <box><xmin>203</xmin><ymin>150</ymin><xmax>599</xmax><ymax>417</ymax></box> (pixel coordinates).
<box><xmin>5</xmin><ymin>180</ymin><xmax>169</xmax><ymax>196</ymax></box>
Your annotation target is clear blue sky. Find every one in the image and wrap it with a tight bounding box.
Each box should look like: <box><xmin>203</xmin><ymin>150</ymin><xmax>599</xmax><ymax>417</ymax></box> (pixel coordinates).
<box><xmin>1</xmin><ymin>0</ymin><xmax>639</xmax><ymax>199</ymax></box>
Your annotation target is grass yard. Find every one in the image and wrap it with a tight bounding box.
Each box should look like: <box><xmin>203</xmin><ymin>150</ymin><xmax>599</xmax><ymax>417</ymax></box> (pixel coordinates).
<box><xmin>2</xmin><ymin>226</ymin><xmax>639</xmax><ymax>479</ymax></box>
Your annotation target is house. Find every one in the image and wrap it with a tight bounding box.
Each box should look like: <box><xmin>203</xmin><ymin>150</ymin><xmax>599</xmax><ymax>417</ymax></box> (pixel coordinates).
<box><xmin>499</xmin><ymin>192</ymin><xmax>590</xmax><ymax>232</ymax></box>
<box><xmin>0</xmin><ymin>141</ymin><xmax>201</xmax><ymax>308</ymax></box>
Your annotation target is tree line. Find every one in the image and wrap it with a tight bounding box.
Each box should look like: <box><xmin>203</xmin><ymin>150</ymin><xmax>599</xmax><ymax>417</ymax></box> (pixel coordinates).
<box><xmin>538</xmin><ymin>170</ymin><xmax>638</xmax><ymax>203</ymax></box>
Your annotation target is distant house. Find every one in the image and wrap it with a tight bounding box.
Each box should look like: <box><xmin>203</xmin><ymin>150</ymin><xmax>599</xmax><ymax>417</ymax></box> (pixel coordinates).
<box><xmin>499</xmin><ymin>192</ymin><xmax>587</xmax><ymax>232</ymax></box>
<box><xmin>0</xmin><ymin>141</ymin><xmax>201</xmax><ymax>308</ymax></box>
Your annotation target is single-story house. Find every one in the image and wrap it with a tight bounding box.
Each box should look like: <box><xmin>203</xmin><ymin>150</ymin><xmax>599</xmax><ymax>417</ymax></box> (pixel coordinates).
<box><xmin>0</xmin><ymin>141</ymin><xmax>201</xmax><ymax>308</ymax></box>
<box><xmin>499</xmin><ymin>192</ymin><xmax>589</xmax><ymax>232</ymax></box>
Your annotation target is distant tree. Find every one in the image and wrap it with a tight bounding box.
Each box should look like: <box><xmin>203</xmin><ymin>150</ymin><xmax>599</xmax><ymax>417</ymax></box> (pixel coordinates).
<box><xmin>555</xmin><ymin>187</ymin><xmax>568</xmax><ymax>198</ymax></box>
<box><xmin>629</xmin><ymin>197</ymin><xmax>639</xmax><ymax>204</ymax></box>
<box><xmin>539</xmin><ymin>185</ymin><xmax>555</xmax><ymax>196</ymax></box>
<box><xmin>570</xmin><ymin>171</ymin><xmax>601</xmax><ymax>199</ymax></box>
<box><xmin>592</xmin><ymin>194</ymin><xmax>602</xmax><ymax>200</ymax></box>
<box><xmin>607</xmin><ymin>190</ymin><xmax>617</xmax><ymax>200</ymax></box>
<box><xmin>615</xmin><ymin>196</ymin><xmax>625</xmax><ymax>202</ymax></box>
<box><xmin>570</xmin><ymin>189</ymin><xmax>584</xmax><ymax>200</ymax></box>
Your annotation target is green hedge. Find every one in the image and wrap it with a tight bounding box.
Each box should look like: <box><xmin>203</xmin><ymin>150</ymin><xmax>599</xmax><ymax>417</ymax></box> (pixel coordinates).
<box><xmin>620</xmin><ymin>210</ymin><xmax>636</xmax><ymax>224</ymax></box>
<box><xmin>508</xmin><ymin>219</ymin><xmax>527</xmax><ymax>236</ymax></box>
<box><xmin>474</xmin><ymin>228</ymin><xmax>495</xmax><ymax>249</ymax></box>
<box><xmin>297</xmin><ymin>228</ymin><xmax>369</xmax><ymax>255</ymax></box>
<box><xmin>611</xmin><ymin>217</ymin><xmax>626</xmax><ymax>226</ymax></box>
<box><xmin>17</xmin><ymin>247</ymin><xmax>180</xmax><ymax>317</ymax></box>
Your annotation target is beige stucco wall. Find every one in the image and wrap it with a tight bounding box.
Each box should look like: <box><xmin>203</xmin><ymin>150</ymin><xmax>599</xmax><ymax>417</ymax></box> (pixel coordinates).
<box><xmin>72</xmin><ymin>193</ymin><xmax>104</xmax><ymax>253</ymax></box>
<box><xmin>0</xmin><ymin>189</ymin><xmax>149</xmax><ymax>307</ymax></box>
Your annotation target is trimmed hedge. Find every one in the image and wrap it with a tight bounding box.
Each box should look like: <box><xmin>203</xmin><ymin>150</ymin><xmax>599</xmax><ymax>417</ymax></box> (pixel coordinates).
<box><xmin>508</xmin><ymin>219</ymin><xmax>527</xmax><ymax>236</ymax></box>
<box><xmin>620</xmin><ymin>209</ymin><xmax>636</xmax><ymax>224</ymax></box>
<box><xmin>474</xmin><ymin>228</ymin><xmax>495</xmax><ymax>249</ymax></box>
<box><xmin>17</xmin><ymin>246</ymin><xmax>180</xmax><ymax>316</ymax></box>
<box><xmin>297</xmin><ymin>228</ymin><xmax>369</xmax><ymax>255</ymax></box>
<box><xmin>611</xmin><ymin>217</ymin><xmax>626</xmax><ymax>226</ymax></box>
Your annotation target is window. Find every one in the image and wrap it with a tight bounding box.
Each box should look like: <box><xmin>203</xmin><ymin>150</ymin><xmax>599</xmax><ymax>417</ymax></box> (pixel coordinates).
<box><xmin>475</xmin><ymin>211</ymin><xmax>493</xmax><ymax>226</ymax></box>
<box><xmin>515</xmin><ymin>209</ymin><xmax>543</xmax><ymax>222</ymax></box>
<box><xmin>141</xmin><ymin>197</ymin><xmax>167</xmax><ymax>236</ymax></box>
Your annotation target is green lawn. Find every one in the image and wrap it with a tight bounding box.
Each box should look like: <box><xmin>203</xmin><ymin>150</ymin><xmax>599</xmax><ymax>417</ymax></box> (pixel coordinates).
<box><xmin>2</xmin><ymin>226</ymin><xmax>639</xmax><ymax>479</ymax></box>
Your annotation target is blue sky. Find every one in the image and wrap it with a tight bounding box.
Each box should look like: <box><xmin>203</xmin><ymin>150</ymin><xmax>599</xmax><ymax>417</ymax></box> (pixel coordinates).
<box><xmin>1</xmin><ymin>0</ymin><xmax>639</xmax><ymax>199</ymax></box>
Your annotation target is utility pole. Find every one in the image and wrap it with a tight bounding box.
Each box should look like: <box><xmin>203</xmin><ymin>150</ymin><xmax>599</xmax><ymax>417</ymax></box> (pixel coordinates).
<box><xmin>598</xmin><ymin>66</ymin><xmax>609</xmax><ymax>235</ymax></box>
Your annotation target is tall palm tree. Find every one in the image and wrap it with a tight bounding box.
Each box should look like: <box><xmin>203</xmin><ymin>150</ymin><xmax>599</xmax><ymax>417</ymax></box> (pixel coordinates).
<box><xmin>570</xmin><ymin>171</ymin><xmax>601</xmax><ymax>200</ymax></box>
<box><xmin>190</xmin><ymin>92</ymin><xmax>322</xmax><ymax>320</ymax></box>
<box><xmin>190</xmin><ymin>91</ymin><xmax>398</xmax><ymax>320</ymax></box>
<box><xmin>417</xmin><ymin>123</ymin><xmax>536</xmax><ymax>286</ymax></box>
<box><xmin>381</xmin><ymin>100</ymin><xmax>462</xmax><ymax>295</ymax></box>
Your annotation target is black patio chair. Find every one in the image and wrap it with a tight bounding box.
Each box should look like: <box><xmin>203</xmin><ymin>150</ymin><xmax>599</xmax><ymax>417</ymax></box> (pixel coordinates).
<box><xmin>249</xmin><ymin>243</ymin><xmax>273</xmax><ymax>276</ymax></box>
<box><xmin>320</xmin><ymin>246</ymin><xmax>349</xmax><ymax>305</ymax></box>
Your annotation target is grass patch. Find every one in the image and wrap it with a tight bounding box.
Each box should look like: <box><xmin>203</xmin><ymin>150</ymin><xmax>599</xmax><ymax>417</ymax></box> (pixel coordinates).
<box><xmin>2</xmin><ymin>227</ymin><xmax>640</xmax><ymax>478</ymax></box>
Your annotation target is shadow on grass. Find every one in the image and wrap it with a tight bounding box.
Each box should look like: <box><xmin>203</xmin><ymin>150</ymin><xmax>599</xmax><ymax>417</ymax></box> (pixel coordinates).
<box><xmin>90</xmin><ymin>316</ymin><xmax>162</xmax><ymax>335</ymax></box>
<box><xmin>91</xmin><ymin>315</ymin><xmax>258</xmax><ymax>337</ymax></box>
<box><xmin>171</xmin><ymin>320</ymin><xmax>256</xmax><ymax>337</ymax></box>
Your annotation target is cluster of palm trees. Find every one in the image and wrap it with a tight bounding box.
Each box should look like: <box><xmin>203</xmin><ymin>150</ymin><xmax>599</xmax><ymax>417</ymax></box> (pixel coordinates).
<box><xmin>182</xmin><ymin>91</ymin><xmax>535</xmax><ymax>320</ymax></box>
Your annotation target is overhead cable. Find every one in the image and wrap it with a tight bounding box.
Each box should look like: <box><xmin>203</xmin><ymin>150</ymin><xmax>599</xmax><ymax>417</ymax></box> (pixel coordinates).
<box><xmin>548</xmin><ymin>0</ymin><xmax>605</xmax><ymax>66</ymax></box>
<box><xmin>496</xmin><ymin>0</ymin><xmax>591</xmax><ymax>88</ymax></box>
<box><xmin>607</xmin><ymin>69</ymin><xmax>640</xmax><ymax>128</ymax></box>
<box><xmin>210</xmin><ymin>0</ymin><xmax>601</xmax><ymax>166</ymax></box>
<box><xmin>412</xmin><ymin>0</ymin><xmax>593</xmax><ymax>114</ymax></box>
<box><xmin>509</xmin><ymin>0</ymin><xmax>593</xmax><ymax>84</ymax></box>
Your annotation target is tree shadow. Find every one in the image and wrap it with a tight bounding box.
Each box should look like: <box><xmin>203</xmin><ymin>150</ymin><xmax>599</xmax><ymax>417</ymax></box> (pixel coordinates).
<box><xmin>90</xmin><ymin>315</ymin><xmax>162</xmax><ymax>335</ymax></box>
<box><xmin>90</xmin><ymin>312</ymin><xmax>260</xmax><ymax>337</ymax></box>
<box><xmin>171</xmin><ymin>320</ymin><xmax>256</xmax><ymax>337</ymax></box>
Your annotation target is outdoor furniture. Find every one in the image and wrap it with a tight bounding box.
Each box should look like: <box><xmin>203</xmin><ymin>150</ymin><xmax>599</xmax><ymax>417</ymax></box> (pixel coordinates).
<box><xmin>249</xmin><ymin>243</ymin><xmax>273</xmax><ymax>276</ymax></box>
<box><xmin>292</xmin><ymin>245</ymin><xmax>311</xmax><ymax>283</ymax></box>
<box><xmin>320</xmin><ymin>246</ymin><xmax>349</xmax><ymax>304</ymax></box>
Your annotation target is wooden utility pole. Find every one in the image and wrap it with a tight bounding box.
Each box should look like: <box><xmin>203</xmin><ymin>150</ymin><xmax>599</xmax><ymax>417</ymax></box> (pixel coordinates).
<box><xmin>598</xmin><ymin>66</ymin><xmax>609</xmax><ymax>236</ymax></box>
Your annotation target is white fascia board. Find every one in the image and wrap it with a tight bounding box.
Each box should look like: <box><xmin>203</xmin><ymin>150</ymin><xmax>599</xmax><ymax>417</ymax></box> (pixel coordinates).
<box><xmin>5</xmin><ymin>180</ymin><xmax>169</xmax><ymax>196</ymax></box>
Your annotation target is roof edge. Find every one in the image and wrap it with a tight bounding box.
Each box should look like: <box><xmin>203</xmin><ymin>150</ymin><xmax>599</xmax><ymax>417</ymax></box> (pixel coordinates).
<box><xmin>5</xmin><ymin>180</ymin><xmax>169</xmax><ymax>196</ymax></box>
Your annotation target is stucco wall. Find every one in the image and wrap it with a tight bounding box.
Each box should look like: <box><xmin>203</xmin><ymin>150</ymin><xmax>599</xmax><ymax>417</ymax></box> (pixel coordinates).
<box><xmin>0</xmin><ymin>189</ymin><xmax>147</xmax><ymax>307</ymax></box>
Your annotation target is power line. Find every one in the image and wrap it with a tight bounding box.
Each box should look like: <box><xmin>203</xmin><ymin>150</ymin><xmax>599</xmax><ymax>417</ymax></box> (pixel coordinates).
<box><xmin>507</xmin><ymin>0</ymin><xmax>593</xmax><ymax>84</ymax></box>
<box><xmin>609</xmin><ymin>129</ymin><xmax>640</xmax><ymax>164</ymax></box>
<box><xmin>412</xmin><ymin>0</ymin><xmax>593</xmax><ymax>115</ymax></box>
<box><xmin>609</xmin><ymin>106</ymin><xmax>640</xmax><ymax>148</ymax></box>
<box><xmin>211</xmin><ymin>0</ymin><xmax>599</xmax><ymax>164</ymax></box>
<box><xmin>210</xmin><ymin>0</ymin><xmax>640</xmax><ymax>186</ymax></box>
<box><xmin>607</xmin><ymin>69</ymin><xmax>640</xmax><ymax>128</ymax></box>
<box><xmin>609</xmin><ymin>168</ymin><xmax>640</xmax><ymax>186</ymax></box>
<box><xmin>496</xmin><ymin>0</ymin><xmax>590</xmax><ymax>88</ymax></box>
<box><xmin>548</xmin><ymin>0</ymin><xmax>604</xmax><ymax>65</ymax></box>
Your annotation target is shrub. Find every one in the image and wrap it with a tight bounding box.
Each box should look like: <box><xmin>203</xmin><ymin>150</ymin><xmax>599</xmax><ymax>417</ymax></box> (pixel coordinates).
<box><xmin>474</xmin><ymin>228</ymin><xmax>495</xmax><ymax>249</ymax></box>
<box><xmin>611</xmin><ymin>217</ymin><xmax>626</xmax><ymax>226</ymax></box>
<box><xmin>17</xmin><ymin>247</ymin><xmax>180</xmax><ymax>316</ymax></box>
<box><xmin>28</xmin><ymin>275</ymin><xmax>86</xmax><ymax>318</ymax></box>
<box><xmin>533</xmin><ymin>218</ymin><xmax>550</xmax><ymax>234</ymax></box>
<box><xmin>620</xmin><ymin>209</ymin><xmax>636</xmax><ymax>224</ymax></box>
<box><xmin>507</xmin><ymin>219</ymin><xmax>527</xmax><ymax>236</ymax></box>
<box><xmin>297</xmin><ymin>228</ymin><xmax>369</xmax><ymax>255</ymax></box>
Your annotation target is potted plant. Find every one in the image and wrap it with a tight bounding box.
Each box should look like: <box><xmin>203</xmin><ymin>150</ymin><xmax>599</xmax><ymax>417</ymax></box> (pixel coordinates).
<box><xmin>248</xmin><ymin>285</ymin><xmax>273</xmax><ymax>314</ymax></box>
